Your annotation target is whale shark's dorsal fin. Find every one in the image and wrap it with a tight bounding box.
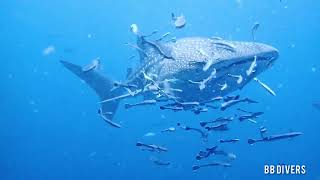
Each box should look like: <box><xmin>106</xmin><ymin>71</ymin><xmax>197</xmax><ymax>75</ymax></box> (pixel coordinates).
<box><xmin>60</xmin><ymin>60</ymin><xmax>124</xmax><ymax>121</ymax></box>
<box><xmin>136</xmin><ymin>36</ymin><xmax>173</xmax><ymax>63</ymax></box>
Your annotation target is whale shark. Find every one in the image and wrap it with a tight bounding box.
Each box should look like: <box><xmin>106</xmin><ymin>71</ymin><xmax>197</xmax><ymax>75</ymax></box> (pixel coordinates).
<box><xmin>60</xmin><ymin>35</ymin><xmax>279</xmax><ymax>126</ymax></box>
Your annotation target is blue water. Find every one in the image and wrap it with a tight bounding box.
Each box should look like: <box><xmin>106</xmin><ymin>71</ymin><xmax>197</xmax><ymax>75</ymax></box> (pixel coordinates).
<box><xmin>1</xmin><ymin>0</ymin><xmax>319</xmax><ymax>179</ymax></box>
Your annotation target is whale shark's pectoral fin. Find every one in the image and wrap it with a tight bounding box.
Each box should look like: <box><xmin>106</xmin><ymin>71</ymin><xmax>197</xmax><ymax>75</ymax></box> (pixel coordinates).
<box><xmin>60</xmin><ymin>60</ymin><xmax>124</xmax><ymax>121</ymax></box>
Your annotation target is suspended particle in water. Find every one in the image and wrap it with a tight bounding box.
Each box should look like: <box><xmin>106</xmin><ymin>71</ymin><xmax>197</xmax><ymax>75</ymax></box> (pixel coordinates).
<box><xmin>144</xmin><ymin>132</ymin><xmax>156</xmax><ymax>137</ymax></box>
<box><xmin>81</xmin><ymin>111</ymin><xmax>87</xmax><ymax>117</ymax></box>
<box><xmin>311</xmin><ymin>66</ymin><xmax>316</xmax><ymax>72</ymax></box>
<box><xmin>42</xmin><ymin>45</ymin><xmax>55</xmax><ymax>56</ymax></box>
<box><xmin>88</xmin><ymin>151</ymin><xmax>97</xmax><ymax>159</ymax></box>
<box><xmin>235</xmin><ymin>0</ymin><xmax>242</xmax><ymax>8</ymax></box>
<box><xmin>8</xmin><ymin>73</ymin><xmax>13</xmax><ymax>79</ymax></box>
<box><xmin>33</xmin><ymin>68</ymin><xmax>38</xmax><ymax>73</ymax></box>
<box><xmin>29</xmin><ymin>100</ymin><xmax>36</xmax><ymax>105</ymax></box>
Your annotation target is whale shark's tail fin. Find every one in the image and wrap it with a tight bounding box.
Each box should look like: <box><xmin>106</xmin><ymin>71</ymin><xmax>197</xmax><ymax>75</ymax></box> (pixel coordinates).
<box><xmin>60</xmin><ymin>60</ymin><xmax>123</xmax><ymax>121</ymax></box>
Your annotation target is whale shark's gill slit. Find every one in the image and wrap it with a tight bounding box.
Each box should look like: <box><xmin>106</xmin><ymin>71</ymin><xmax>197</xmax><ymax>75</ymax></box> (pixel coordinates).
<box><xmin>212</xmin><ymin>42</ymin><xmax>236</xmax><ymax>53</ymax></box>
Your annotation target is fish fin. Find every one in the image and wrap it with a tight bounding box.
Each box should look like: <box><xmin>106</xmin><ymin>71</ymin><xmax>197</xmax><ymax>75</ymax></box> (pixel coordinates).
<box><xmin>192</xmin><ymin>165</ymin><xmax>200</xmax><ymax>171</ymax></box>
<box><xmin>247</xmin><ymin>139</ymin><xmax>256</xmax><ymax>145</ymax></box>
<box><xmin>171</xmin><ymin>13</ymin><xmax>176</xmax><ymax>20</ymax></box>
<box><xmin>199</xmin><ymin>122</ymin><xmax>207</xmax><ymax>127</ymax></box>
<box><xmin>60</xmin><ymin>60</ymin><xmax>124</xmax><ymax>120</ymax></box>
<box><xmin>137</xmin><ymin>36</ymin><xmax>173</xmax><ymax>61</ymax></box>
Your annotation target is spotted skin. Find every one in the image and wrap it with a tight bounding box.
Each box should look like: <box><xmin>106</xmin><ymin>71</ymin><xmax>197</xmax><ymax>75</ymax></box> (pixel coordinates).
<box><xmin>126</xmin><ymin>36</ymin><xmax>279</xmax><ymax>102</ymax></box>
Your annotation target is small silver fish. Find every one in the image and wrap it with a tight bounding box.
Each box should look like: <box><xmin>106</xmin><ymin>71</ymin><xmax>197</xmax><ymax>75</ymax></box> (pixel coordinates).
<box><xmin>251</xmin><ymin>22</ymin><xmax>260</xmax><ymax>41</ymax></box>
<box><xmin>157</xmin><ymin>32</ymin><xmax>170</xmax><ymax>41</ymax></box>
<box><xmin>125</xmin><ymin>99</ymin><xmax>157</xmax><ymax>109</ymax></box>
<box><xmin>228</xmin><ymin>74</ymin><xmax>243</xmax><ymax>84</ymax></box>
<box><xmin>218</xmin><ymin>82</ymin><xmax>228</xmax><ymax>91</ymax></box>
<box><xmin>203</xmin><ymin>58</ymin><xmax>214</xmax><ymax>72</ymax></box>
<box><xmin>100</xmin><ymin>89</ymin><xmax>142</xmax><ymax>103</ymax></box>
<box><xmin>99</xmin><ymin>113</ymin><xmax>121</xmax><ymax>128</ymax></box>
<box><xmin>125</xmin><ymin>43</ymin><xmax>147</xmax><ymax>56</ymax></box>
<box><xmin>144</xmin><ymin>132</ymin><xmax>156</xmax><ymax>137</ymax></box>
<box><xmin>82</xmin><ymin>58</ymin><xmax>100</xmax><ymax>72</ymax></box>
<box><xmin>188</xmin><ymin>68</ymin><xmax>217</xmax><ymax>90</ymax></box>
<box><xmin>246</xmin><ymin>56</ymin><xmax>257</xmax><ymax>76</ymax></box>
<box><xmin>253</xmin><ymin>77</ymin><xmax>276</xmax><ymax>96</ymax></box>
<box><xmin>172</xmin><ymin>13</ymin><xmax>186</xmax><ymax>29</ymax></box>
<box><xmin>161</xmin><ymin>127</ymin><xmax>176</xmax><ymax>133</ymax></box>
<box><xmin>130</xmin><ymin>24</ymin><xmax>139</xmax><ymax>35</ymax></box>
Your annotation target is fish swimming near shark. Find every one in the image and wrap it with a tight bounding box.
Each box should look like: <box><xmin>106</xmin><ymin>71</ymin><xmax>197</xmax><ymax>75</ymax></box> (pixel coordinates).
<box><xmin>60</xmin><ymin>27</ymin><xmax>279</xmax><ymax>127</ymax></box>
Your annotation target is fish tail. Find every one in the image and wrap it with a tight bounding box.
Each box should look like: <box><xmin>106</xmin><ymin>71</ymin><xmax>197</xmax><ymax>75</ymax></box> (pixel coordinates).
<box><xmin>60</xmin><ymin>60</ymin><xmax>124</xmax><ymax>121</ymax></box>
<box><xmin>247</xmin><ymin>139</ymin><xmax>256</xmax><ymax>145</ymax></box>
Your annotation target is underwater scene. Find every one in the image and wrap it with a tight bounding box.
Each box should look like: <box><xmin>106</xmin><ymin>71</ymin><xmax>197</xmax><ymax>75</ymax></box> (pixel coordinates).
<box><xmin>1</xmin><ymin>0</ymin><xmax>320</xmax><ymax>179</ymax></box>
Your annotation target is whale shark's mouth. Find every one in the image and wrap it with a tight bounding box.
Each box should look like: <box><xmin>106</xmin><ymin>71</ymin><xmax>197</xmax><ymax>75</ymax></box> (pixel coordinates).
<box><xmin>213</xmin><ymin>42</ymin><xmax>279</xmax><ymax>71</ymax></box>
<box><xmin>216</xmin><ymin>54</ymin><xmax>276</xmax><ymax>72</ymax></box>
<box><xmin>212</xmin><ymin>54</ymin><xmax>276</xmax><ymax>88</ymax></box>
<box><xmin>199</xmin><ymin>47</ymin><xmax>279</xmax><ymax>97</ymax></box>
<box><xmin>210</xmin><ymin>42</ymin><xmax>279</xmax><ymax>83</ymax></box>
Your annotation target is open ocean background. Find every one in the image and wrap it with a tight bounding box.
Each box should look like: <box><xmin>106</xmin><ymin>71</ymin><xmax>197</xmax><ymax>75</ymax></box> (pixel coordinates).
<box><xmin>1</xmin><ymin>0</ymin><xmax>319</xmax><ymax>179</ymax></box>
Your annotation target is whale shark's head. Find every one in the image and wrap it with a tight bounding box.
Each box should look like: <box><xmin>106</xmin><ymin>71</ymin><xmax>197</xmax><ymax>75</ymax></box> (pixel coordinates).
<box><xmin>152</xmin><ymin>37</ymin><xmax>280</xmax><ymax>101</ymax></box>
<box><xmin>163</xmin><ymin>38</ymin><xmax>279</xmax><ymax>80</ymax></box>
<box><xmin>213</xmin><ymin>41</ymin><xmax>279</xmax><ymax>72</ymax></box>
<box><xmin>209</xmin><ymin>40</ymin><xmax>279</xmax><ymax>91</ymax></box>
<box><xmin>129</xmin><ymin>36</ymin><xmax>279</xmax><ymax>101</ymax></box>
